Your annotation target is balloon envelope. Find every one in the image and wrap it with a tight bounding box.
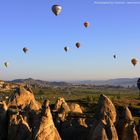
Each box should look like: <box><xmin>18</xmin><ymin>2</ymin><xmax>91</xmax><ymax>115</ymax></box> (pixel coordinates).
<box><xmin>76</xmin><ymin>42</ymin><xmax>80</xmax><ymax>48</ymax></box>
<box><xmin>113</xmin><ymin>55</ymin><xmax>116</xmax><ymax>59</ymax></box>
<box><xmin>4</xmin><ymin>62</ymin><xmax>9</xmax><ymax>68</ymax></box>
<box><xmin>52</xmin><ymin>5</ymin><xmax>62</xmax><ymax>16</ymax></box>
<box><xmin>23</xmin><ymin>47</ymin><xmax>28</xmax><ymax>53</ymax></box>
<box><xmin>131</xmin><ymin>58</ymin><xmax>137</xmax><ymax>66</ymax></box>
<box><xmin>84</xmin><ymin>21</ymin><xmax>89</xmax><ymax>28</ymax></box>
<box><xmin>64</xmin><ymin>47</ymin><xmax>69</xmax><ymax>52</ymax></box>
<box><xmin>137</xmin><ymin>78</ymin><xmax>140</xmax><ymax>90</ymax></box>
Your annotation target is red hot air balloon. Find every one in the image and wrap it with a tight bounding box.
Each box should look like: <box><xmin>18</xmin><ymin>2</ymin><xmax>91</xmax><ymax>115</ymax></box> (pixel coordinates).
<box><xmin>76</xmin><ymin>42</ymin><xmax>80</xmax><ymax>48</ymax></box>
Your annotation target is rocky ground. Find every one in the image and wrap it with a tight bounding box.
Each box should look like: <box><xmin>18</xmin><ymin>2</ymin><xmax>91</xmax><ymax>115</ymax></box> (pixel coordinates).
<box><xmin>0</xmin><ymin>86</ymin><xmax>139</xmax><ymax>140</ymax></box>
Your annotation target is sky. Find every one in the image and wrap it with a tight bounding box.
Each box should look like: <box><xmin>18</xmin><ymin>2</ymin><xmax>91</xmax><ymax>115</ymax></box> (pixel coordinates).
<box><xmin>0</xmin><ymin>0</ymin><xmax>140</xmax><ymax>81</ymax></box>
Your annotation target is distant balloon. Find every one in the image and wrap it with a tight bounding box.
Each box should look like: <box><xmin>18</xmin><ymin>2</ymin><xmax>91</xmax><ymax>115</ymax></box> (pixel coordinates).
<box><xmin>64</xmin><ymin>47</ymin><xmax>69</xmax><ymax>52</ymax></box>
<box><xmin>4</xmin><ymin>62</ymin><xmax>9</xmax><ymax>68</ymax></box>
<box><xmin>23</xmin><ymin>47</ymin><xmax>28</xmax><ymax>54</ymax></box>
<box><xmin>113</xmin><ymin>54</ymin><xmax>116</xmax><ymax>59</ymax></box>
<box><xmin>84</xmin><ymin>21</ymin><xmax>89</xmax><ymax>28</ymax></box>
<box><xmin>131</xmin><ymin>58</ymin><xmax>138</xmax><ymax>66</ymax></box>
<box><xmin>76</xmin><ymin>42</ymin><xmax>80</xmax><ymax>48</ymax></box>
<box><xmin>137</xmin><ymin>78</ymin><xmax>140</xmax><ymax>97</ymax></box>
<box><xmin>52</xmin><ymin>5</ymin><xmax>62</xmax><ymax>16</ymax></box>
<box><xmin>137</xmin><ymin>78</ymin><xmax>140</xmax><ymax>91</ymax></box>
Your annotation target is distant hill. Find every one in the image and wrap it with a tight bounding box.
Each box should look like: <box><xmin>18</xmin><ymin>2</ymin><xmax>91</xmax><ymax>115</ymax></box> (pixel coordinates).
<box><xmin>9</xmin><ymin>78</ymin><xmax>71</xmax><ymax>87</ymax></box>
<box><xmin>8</xmin><ymin>77</ymin><xmax>139</xmax><ymax>88</ymax></box>
<box><xmin>71</xmin><ymin>78</ymin><xmax>138</xmax><ymax>87</ymax></box>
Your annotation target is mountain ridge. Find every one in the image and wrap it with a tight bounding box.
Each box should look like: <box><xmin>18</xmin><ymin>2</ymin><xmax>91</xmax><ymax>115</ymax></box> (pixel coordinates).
<box><xmin>71</xmin><ymin>78</ymin><xmax>138</xmax><ymax>87</ymax></box>
<box><xmin>8</xmin><ymin>78</ymin><xmax>71</xmax><ymax>87</ymax></box>
<box><xmin>6</xmin><ymin>77</ymin><xmax>139</xmax><ymax>87</ymax></box>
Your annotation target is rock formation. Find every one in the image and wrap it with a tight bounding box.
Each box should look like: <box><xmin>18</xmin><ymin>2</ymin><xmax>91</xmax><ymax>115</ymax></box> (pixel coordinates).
<box><xmin>123</xmin><ymin>106</ymin><xmax>134</xmax><ymax>122</ymax></box>
<box><xmin>0</xmin><ymin>86</ymin><xmax>61</xmax><ymax>140</ymax></box>
<box><xmin>69</xmin><ymin>103</ymin><xmax>83</xmax><ymax>114</ymax></box>
<box><xmin>116</xmin><ymin>106</ymin><xmax>139</xmax><ymax>140</ymax></box>
<box><xmin>88</xmin><ymin>120</ymin><xmax>108</xmax><ymax>140</ymax></box>
<box><xmin>88</xmin><ymin>113</ymin><xmax>118</xmax><ymax>140</ymax></box>
<box><xmin>35</xmin><ymin>100</ymin><xmax>61</xmax><ymax>140</ymax></box>
<box><xmin>95</xmin><ymin>94</ymin><xmax>117</xmax><ymax>123</ymax></box>
<box><xmin>54</xmin><ymin>97</ymin><xmax>84</xmax><ymax>122</ymax></box>
<box><xmin>8</xmin><ymin>114</ymin><xmax>32</xmax><ymax>140</ymax></box>
<box><xmin>8</xmin><ymin>86</ymin><xmax>41</xmax><ymax>111</ymax></box>
<box><xmin>0</xmin><ymin>88</ymin><xmax>139</xmax><ymax>140</ymax></box>
<box><xmin>0</xmin><ymin>101</ymin><xmax>8</xmax><ymax>140</ymax></box>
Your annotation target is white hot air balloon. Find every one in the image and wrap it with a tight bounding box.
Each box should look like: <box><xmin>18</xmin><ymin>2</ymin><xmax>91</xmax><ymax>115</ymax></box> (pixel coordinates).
<box><xmin>52</xmin><ymin>5</ymin><xmax>62</xmax><ymax>16</ymax></box>
<box><xmin>64</xmin><ymin>47</ymin><xmax>69</xmax><ymax>52</ymax></box>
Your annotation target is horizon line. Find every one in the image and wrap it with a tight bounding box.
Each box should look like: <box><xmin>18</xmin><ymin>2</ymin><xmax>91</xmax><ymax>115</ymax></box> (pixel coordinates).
<box><xmin>2</xmin><ymin>76</ymin><xmax>139</xmax><ymax>82</ymax></box>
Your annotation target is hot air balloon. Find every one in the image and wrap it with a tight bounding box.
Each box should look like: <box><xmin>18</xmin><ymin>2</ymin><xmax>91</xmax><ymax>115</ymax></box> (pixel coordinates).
<box><xmin>76</xmin><ymin>42</ymin><xmax>80</xmax><ymax>48</ymax></box>
<box><xmin>131</xmin><ymin>58</ymin><xmax>138</xmax><ymax>66</ymax></box>
<box><xmin>4</xmin><ymin>62</ymin><xmax>9</xmax><ymax>68</ymax></box>
<box><xmin>52</xmin><ymin>5</ymin><xmax>62</xmax><ymax>16</ymax></box>
<box><xmin>137</xmin><ymin>78</ymin><xmax>140</xmax><ymax>90</ymax></box>
<box><xmin>23</xmin><ymin>47</ymin><xmax>28</xmax><ymax>54</ymax></box>
<box><xmin>84</xmin><ymin>21</ymin><xmax>89</xmax><ymax>28</ymax></box>
<box><xmin>137</xmin><ymin>78</ymin><xmax>140</xmax><ymax>97</ymax></box>
<box><xmin>64</xmin><ymin>47</ymin><xmax>69</xmax><ymax>52</ymax></box>
<box><xmin>113</xmin><ymin>54</ymin><xmax>116</xmax><ymax>59</ymax></box>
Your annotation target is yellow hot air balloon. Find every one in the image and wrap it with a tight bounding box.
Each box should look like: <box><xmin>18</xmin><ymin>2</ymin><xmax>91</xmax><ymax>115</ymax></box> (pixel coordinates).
<box><xmin>131</xmin><ymin>58</ymin><xmax>138</xmax><ymax>66</ymax></box>
<box><xmin>84</xmin><ymin>21</ymin><xmax>89</xmax><ymax>28</ymax></box>
<box><xmin>52</xmin><ymin>5</ymin><xmax>62</xmax><ymax>16</ymax></box>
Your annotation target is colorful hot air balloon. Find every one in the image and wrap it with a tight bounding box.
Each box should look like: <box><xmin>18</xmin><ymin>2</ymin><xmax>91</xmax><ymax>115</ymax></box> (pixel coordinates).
<box><xmin>76</xmin><ymin>42</ymin><xmax>80</xmax><ymax>48</ymax></box>
<box><xmin>52</xmin><ymin>5</ymin><xmax>62</xmax><ymax>16</ymax></box>
<box><xmin>64</xmin><ymin>47</ymin><xmax>69</xmax><ymax>52</ymax></box>
<box><xmin>4</xmin><ymin>62</ymin><xmax>9</xmax><ymax>68</ymax></box>
<box><xmin>131</xmin><ymin>58</ymin><xmax>138</xmax><ymax>66</ymax></box>
<box><xmin>84</xmin><ymin>21</ymin><xmax>89</xmax><ymax>28</ymax></box>
<box><xmin>23</xmin><ymin>47</ymin><xmax>28</xmax><ymax>54</ymax></box>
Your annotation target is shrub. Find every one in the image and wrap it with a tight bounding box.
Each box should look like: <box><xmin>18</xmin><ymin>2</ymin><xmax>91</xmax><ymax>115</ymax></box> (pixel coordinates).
<box><xmin>117</xmin><ymin>95</ymin><xmax>121</xmax><ymax>101</ymax></box>
<box><xmin>38</xmin><ymin>90</ymin><xmax>45</xmax><ymax>95</ymax></box>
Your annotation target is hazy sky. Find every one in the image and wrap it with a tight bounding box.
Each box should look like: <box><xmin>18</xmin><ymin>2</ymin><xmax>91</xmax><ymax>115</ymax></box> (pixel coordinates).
<box><xmin>0</xmin><ymin>0</ymin><xmax>140</xmax><ymax>81</ymax></box>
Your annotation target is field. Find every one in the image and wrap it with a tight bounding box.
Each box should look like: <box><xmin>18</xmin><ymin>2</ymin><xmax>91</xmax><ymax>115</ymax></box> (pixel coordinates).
<box><xmin>32</xmin><ymin>85</ymin><xmax>140</xmax><ymax>123</ymax></box>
